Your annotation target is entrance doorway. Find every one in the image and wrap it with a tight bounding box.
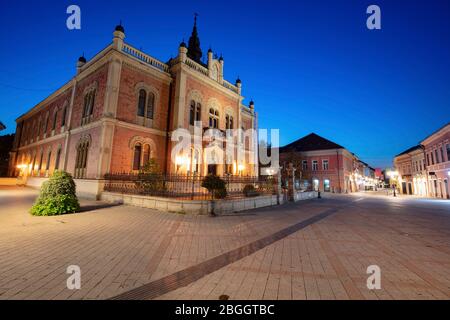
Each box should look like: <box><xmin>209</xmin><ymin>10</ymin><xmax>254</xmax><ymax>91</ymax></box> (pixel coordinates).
<box><xmin>324</xmin><ymin>179</ymin><xmax>330</xmax><ymax>192</ymax></box>
<box><xmin>207</xmin><ymin>164</ymin><xmax>217</xmax><ymax>175</ymax></box>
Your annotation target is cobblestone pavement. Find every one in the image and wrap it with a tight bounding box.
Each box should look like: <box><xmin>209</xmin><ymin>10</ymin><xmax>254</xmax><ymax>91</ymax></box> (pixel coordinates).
<box><xmin>0</xmin><ymin>186</ymin><xmax>449</xmax><ymax>300</ymax></box>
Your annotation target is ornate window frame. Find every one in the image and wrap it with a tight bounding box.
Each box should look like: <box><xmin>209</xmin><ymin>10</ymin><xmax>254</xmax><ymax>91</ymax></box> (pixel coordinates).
<box><xmin>135</xmin><ymin>82</ymin><xmax>159</xmax><ymax>128</ymax></box>
<box><xmin>129</xmin><ymin>136</ymin><xmax>157</xmax><ymax>171</ymax></box>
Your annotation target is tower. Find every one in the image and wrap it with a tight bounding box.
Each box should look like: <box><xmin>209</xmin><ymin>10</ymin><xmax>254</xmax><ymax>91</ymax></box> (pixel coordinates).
<box><xmin>187</xmin><ymin>14</ymin><xmax>203</xmax><ymax>63</ymax></box>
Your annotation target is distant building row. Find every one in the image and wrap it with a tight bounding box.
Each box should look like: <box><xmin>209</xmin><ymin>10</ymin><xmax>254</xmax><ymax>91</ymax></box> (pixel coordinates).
<box><xmin>278</xmin><ymin>133</ymin><xmax>378</xmax><ymax>193</ymax></box>
<box><xmin>393</xmin><ymin>122</ymin><xmax>450</xmax><ymax>199</ymax></box>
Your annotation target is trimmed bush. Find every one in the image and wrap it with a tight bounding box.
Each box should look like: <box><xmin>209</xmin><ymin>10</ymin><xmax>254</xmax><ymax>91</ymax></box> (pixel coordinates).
<box><xmin>201</xmin><ymin>175</ymin><xmax>227</xmax><ymax>199</ymax></box>
<box><xmin>30</xmin><ymin>171</ymin><xmax>80</xmax><ymax>216</ymax></box>
<box><xmin>243</xmin><ymin>184</ymin><xmax>259</xmax><ymax>197</ymax></box>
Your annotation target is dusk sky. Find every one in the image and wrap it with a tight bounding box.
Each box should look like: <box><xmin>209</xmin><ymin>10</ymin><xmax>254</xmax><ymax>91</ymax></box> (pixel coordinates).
<box><xmin>0</xmin><ymin>0</ymin><xmax>449</xmax><ymax>168</ymax></box>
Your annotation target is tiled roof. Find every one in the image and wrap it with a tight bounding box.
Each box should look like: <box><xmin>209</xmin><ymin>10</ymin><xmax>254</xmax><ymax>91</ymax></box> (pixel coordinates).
<box><xmin>280</xmin><ymin>133</ymin><xmax>344</xmax><ymax>153</ymax></box>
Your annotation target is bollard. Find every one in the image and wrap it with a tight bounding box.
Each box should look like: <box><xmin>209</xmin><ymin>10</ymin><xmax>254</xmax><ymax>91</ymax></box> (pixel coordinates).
<box><xmin>318</xmin><ymin>191</ymin><xmax>322</xmax><ymax>199</ymax></box>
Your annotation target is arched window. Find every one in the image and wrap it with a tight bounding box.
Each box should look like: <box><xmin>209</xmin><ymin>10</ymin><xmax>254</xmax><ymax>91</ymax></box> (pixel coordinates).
<box><xmin>38</xmin><ymin>150</ymin><xmax>44</xmax><ymax>172</ymax></box>
<box><xmin>137</xmin><ymin>89</ymin><xmax>146</xmax><ymax>117</ymax></box>
<box><xmin>55</xmin><ymin>147</ymin><xmax>62</xmax><ymax>170</ymax></box>
<box><xmin>46</xmin><ymin>150</ymin><xmax>52</xmax><ymax>171</ymax></box>
<box><xmin>133</xmin><ymin>143</ymin><xmax>142</xmax><ymax>171</ymax></box>
<box><xmin>196</xmin><ymin>103</ymin><xmax>201</xmax><ymax>121</ymax></box>
<box><xmin>209</xmin><ymin>108</ymin><xmax>219</xmax><ymax>129</ymax></box>
<box><xmin>137</xmin><ymin>89</ymin><xmax>155</xmax><ymax>122</ymax></box>
<box><xmin>52</xmin><ymin>109</ymin><xmax>58</xmax><ymax>130</ymax></box>
<box><xmin>132</xmin><ymin>143</ymin><xmax>152</xmax><ymax>170</ymax></box>
<box><xmin>143</xmin><ymin>144</ymin><xmax>150</xmax><ymax>166</ymax></box>
<box><xmin>82</xmin><ymin>90</ymin><xmax>96</xmax><ymax>125</ymax></box>
<box><xmin>75</xmin><ymin>137</ymin><xmax>90</xmax><ymax>178</ymax></box>
<box><xmin>226</xmin><ymin>115</ymin><xmax>234</xmax><ymax>130</ymax></box>
<box><xmin>147</xmin><ymin>92</ymin><xmax>155</xmax><ymax>119</ymax></box>
<box><xmin>37</xmin><ymin>117</ymin><xmax>42</xmax><ymax>137</ymax></box>
<box><xmin>189</xmin><ymin>100</ymin><xmax>195</xmax><ymax>126</ymax></box>
<box><xmin>31</xmin><ymin>152</ymin><xmax>37</xmax><ymax>175</ymax></box>
<box><xmin>189</xmin><ymin>100</ymin><xmax>202</xmax><ymax>126</ymax></box>
<box><xmin>44</xmin><ymin>112</ymin><xmax>49</xmax><ymax>134</ymax></box>
<box><xmin>61</xmin><ymin>106</ymin><xmax>67</xmax><ymax>127</ymax></box>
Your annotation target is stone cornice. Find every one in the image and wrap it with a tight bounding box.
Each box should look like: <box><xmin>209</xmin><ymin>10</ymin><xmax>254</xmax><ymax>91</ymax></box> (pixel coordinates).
<box><xmin>112</xmin><ymin>119</ymin><xmax>167</xmax><ymax>137</ymax></box>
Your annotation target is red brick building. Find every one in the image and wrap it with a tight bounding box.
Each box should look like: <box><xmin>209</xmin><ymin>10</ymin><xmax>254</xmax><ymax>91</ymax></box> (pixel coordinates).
<box><xmin>280</xmin><ymin>133</ymin><xmax>375</xmax><ymax>193</ymax></box>
<box><xmin>8</xmin><ymin>19</ymin><xmax>257</xmax><ymax>197</ymax></box>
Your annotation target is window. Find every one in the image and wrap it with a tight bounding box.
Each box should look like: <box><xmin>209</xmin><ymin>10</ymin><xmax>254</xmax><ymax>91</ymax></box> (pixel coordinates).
<box><xmin>61</xmin><ymin>106</ymin><xmax>67</xmax><ymax>127</ymax></box>
<box><xmin>44</xmin><ymin>112</ymin><xmax>49</xmax><ymax>134</ymax></box>
<box><xmin>209</xmin><ymin>108</ymin><xmax>219</xmax><ymax>128</ymax></box>
<box><xmin>31</xmin><ymin>152</ymin><xmax>37</xmax><ymax>175</ymax></box>
<box><xmin>435</xmin><ymin>149</ymin><xmax>439</xmax><ymax>163</ymax></box>
<box><xmin>46</xmin><ymin>150</ymin><xmax>52</xmax><ymax>171</ymax></box>
<box><xmin>312</xmin><ymin>160</ymin><xmax>318</xmax><ymax>171</ymax></box>
<box><xmin>447</xmin><ymin>144</ymin><xmax>450</xmax><ymax>162</ymax></box>
<box><xmin>137</xmin><ymin>89</ymin><xmax>146</xmax><ymax>117</ymax></box>
<box><xmin>74</xmin><ymin>137</ymin><xmax>90</xmax><ymax>178</ymax></box>
<box><xmin>146</xmin><ymin>93</ymin><xmax>155</xmax><ymax>119</ymax></box>
<box><xmin>225</xmin><ymin>115</ymin><xmax>234</xmax><ymax>130</ymax></box>
<box><xmin>137</xmin><ymin>89</ymin><xmax>155</xmax><ymax>122</ymax></box>
<box><xmin>38</xmin><ymin>151</ymin><xmax>44</xmax><ymax>172</ymax></box>
<box><xmin>302</xmin><ymin>160</ymin><xmax>308</xmax><ymax>170</ymax></box>
<box><xmin>52</xmin><ymin>109</ymin><xmax>58</xmax><ymax>131</ymax></box>
<box><xmin>132</xmin><ymin>143</ymin><xmax>152</xmax><ymax>171</ymax></box>
<box><xmin>431</xmin><ymin>152</ymin><xmax>435</xmax><ymax>165</ymax></box>
<box><xmin>143</xmin><ymin>144</ymin><xmax>150</xmax><ymax>166</ymax></box>
<box><xmin>133</xmin><ymin>143</ymin><xmax>142</xmax><ymax>170</ymax></box>
<box><xmin>440</xmin><ymin>147</ymin><xmax>444</xmax><ymax>163</ymax></box>
<box><xmin>427</xmin><ymin>153</ymin><xmax>430</xmax><ymax>166</ymax></box>
<box><xmin>82</xmin><ymin>89</ymin><xmax>96</xmax><ymax>124</ymax></box>
<box><xmin>55</xmin><ymin>148</ymin><xmax>62</xmax><ymax>170</ymax></box>
<box><xmin>189</xmin><ymin>100</ymin><xmax>201</xmax><ymax>126</ymax></box>
<box><xmin>323</xmin><ymin>160</ymin><xmax>329</xmax><ymax>170</ymax></box>
<box><xmin>189</xmin><ymin>100</ymin><xmax>195</xmax><ymax>126</ymax></box>
<box><xmin>37</xmin><ymin>117</ymin><xmax>42</xmax><ymax>137</ymax></box>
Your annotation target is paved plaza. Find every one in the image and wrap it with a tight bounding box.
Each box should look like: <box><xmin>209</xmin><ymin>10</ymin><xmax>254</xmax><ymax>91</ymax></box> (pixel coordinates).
<box><xmin>0</xmin><ymin>186</ymin><xmax>449</xmax><ymax>300</ymax></box>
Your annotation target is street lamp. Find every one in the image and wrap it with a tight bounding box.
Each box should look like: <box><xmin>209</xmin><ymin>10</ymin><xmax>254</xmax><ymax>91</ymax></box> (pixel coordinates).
<box><xmin>387</xmin><ymin>170</ymin><xmax>399</xmax><ymax>197</ymax></box>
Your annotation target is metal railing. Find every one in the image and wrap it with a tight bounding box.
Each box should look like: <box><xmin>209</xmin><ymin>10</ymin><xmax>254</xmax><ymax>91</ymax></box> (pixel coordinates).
<box><xmin>103</xmin><ymin>173</ymin><xmax>278</xmax><ymax>200</ymax></box>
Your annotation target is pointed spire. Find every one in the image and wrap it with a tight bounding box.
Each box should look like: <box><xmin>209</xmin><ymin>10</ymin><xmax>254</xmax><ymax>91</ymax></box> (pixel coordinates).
<box><xmin>187</xmin><ymin>13</ymin><xmax>202</xmax><ymax>63</ymax></box>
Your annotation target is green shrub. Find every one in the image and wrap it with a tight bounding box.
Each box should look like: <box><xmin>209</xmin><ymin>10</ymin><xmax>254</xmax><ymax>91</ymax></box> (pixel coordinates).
<box><xmin>201</xmin><ymin>175</ymin><xmax>227</xmax><ymax>199</ymax></box>
<box><xmin>30</xmin><ymin>171</ymin><xmax>80</xmax><ymax>216</ymax></box>
<box><xmin>243</xmin><ymin>184</ymin><xmax>259</xmax><ymax>197</ymax></box>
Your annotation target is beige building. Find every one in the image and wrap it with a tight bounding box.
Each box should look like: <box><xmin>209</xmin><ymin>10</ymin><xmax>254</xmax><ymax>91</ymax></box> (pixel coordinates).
<box><xmin>421</xmin><ymin>122</ymin><xmax>450</xmax><ymax>199</ymax></box>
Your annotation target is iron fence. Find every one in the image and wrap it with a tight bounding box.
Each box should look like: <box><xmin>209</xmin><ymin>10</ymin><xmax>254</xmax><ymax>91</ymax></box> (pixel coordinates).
<box><xmin>103</xmin><ymin>173</ymin><xmax>279</xmax><ymax>200</ymax></box>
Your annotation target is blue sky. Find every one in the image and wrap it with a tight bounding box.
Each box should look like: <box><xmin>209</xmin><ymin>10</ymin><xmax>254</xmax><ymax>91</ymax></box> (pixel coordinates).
<box><xmin>0</xmin><ymin>0</ymin><xmax>449</xmax><ymax>168</ymax></box>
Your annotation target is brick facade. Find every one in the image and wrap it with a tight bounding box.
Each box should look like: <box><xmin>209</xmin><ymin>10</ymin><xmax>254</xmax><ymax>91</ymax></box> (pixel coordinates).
<box><xmin>9</xmin><ymin>23</ymin><xmax>258</xmax><ymax>183</ymax></box>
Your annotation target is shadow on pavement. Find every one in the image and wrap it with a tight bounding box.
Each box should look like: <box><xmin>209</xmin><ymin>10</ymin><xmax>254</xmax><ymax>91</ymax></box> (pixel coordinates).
<box><xmin>79</xmin><ymin>203</ymin><xmax>122</xmax><ymax>213</ymax></box>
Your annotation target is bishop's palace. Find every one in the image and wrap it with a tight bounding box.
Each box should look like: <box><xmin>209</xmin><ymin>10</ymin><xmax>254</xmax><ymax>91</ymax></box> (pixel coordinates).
<box><xmin>8</xmin><ymin>18</ymin><xmax>258</xmax><ymax>197</ymax></box>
